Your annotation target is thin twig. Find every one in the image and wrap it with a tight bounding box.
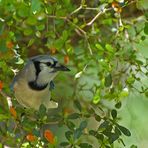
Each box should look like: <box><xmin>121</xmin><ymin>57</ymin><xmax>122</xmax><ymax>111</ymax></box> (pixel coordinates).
<box><xmin>70</xmin><ymin>5</ymin><xmax>82</xmax><ymax>15</ymax></box>
<box><xmin>87</xmin><ymin>8</ymin><xmax>112</xmax><ymax>26</ymax></box>
<box><xmin>47</xmin><ymin>15</ymin><xmax>67</xmax><ymax>20</ymax></box>
<box><xmin>66</xmin><ymin>19</ymin><xmax>86</xmax><ymax>35</ymax></box>
<box><xmin>0</xmin><ymin>90</ymin><xmax>12</xmax><ymax>108</ymax></box>
<box><xmin>82</xmin><ymin>7</ymin><xmax>100</xmax><ymax>11</ymax></box>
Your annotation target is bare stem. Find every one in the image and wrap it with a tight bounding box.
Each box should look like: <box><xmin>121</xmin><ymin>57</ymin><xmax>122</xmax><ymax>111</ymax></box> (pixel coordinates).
<box><xmin>87</xmin><ymin>8</ymin><xmax>112</xmax><ymax>26</ymax></box>
<box><xmin>70</xmin><ymin>5</ymin><xmax>83</xmax><ymax>15</ymax></box>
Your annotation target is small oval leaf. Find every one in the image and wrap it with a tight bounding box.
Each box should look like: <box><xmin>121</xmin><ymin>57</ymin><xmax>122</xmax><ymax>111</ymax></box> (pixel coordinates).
<box><xmin>111</xmin><ymin>109</ymin><xmax>117</xmax><ymax>119</ymax></box>
<box><xmin>105</xmin><ymin>74</ymin><xmax>112</xmax><ymax>87</ymax></box>
<box><xmin>68</xmin><ymin>113</ymin><xmax>81</xmax><ymax>119</ymax></box>
<box><xmin>118</xmin><ymin>125</ymin><xmax>131</xmax><ymax>136</ymax></box>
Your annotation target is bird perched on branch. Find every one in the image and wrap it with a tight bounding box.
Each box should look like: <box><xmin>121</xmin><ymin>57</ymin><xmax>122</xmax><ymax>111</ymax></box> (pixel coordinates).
<box><xmin>11</xmin><ymin>55</ymin><xmax>70</xmax><ymax>110</ymax></box>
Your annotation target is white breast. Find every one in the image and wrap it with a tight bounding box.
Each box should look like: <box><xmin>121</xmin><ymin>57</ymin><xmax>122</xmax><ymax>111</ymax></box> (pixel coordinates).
<box><xmin>13</xmin><ymin>79</ymin><xmax>51</xmax><ymax>110</ymax></box>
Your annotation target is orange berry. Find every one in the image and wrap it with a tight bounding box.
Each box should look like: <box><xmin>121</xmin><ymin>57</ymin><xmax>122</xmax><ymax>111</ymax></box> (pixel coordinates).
<box><xmin>111</xmin><ymin>2</ymin><xmax>119</xmax><ymax>8</ymax></box>
<box><xmin>64</xmin><ymin>55</ymin><xmax>69</xmax><ymax>64</ymax></box>
<box><xmin>50</xmin><ymin>47</ymin><xmax>56</xmax><ymax>54</ymax></box>
<box><xmin>26</xmin><ymin>133</ymin><xmax>36</xmax><ymax>142</ymax></box>
<box><xmin>0</xmin><ymin>81</ymin><xmax>3</xmax><ymax>90</ymax></box>
<box><xmin>44</xmin><ymin>129</ymin><xmax>55</xmax><ymax>144</ymax></box>
<box><xmin>6</xmin><ymin>41</ymin><xmax>14</xmax><ymax>49</ymax></box>
<box><xmin>10</xmin><ymin>107</ymin><xmax>17</xmax><ymax>119</ymax></box>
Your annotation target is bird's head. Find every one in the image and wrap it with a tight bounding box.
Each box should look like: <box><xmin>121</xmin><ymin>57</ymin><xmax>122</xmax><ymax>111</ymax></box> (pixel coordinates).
<box><xmin>29</xmin><ymin>55</ymin><xmax>70</xmax><ymax>86</ymax></box>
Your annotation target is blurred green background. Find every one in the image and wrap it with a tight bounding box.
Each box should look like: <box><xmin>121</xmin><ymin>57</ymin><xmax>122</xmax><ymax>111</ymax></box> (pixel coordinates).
<box><xmin>118</xmin><ymin>38</ymin><xmax>148</xmax><ymax>148</ymax></box>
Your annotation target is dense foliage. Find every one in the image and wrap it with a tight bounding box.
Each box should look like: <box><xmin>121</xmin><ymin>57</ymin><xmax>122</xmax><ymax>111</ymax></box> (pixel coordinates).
<box><xmin>0</xmin><ymin>0</ymin><xmax>147</xmax><ymax>147</ymax></box>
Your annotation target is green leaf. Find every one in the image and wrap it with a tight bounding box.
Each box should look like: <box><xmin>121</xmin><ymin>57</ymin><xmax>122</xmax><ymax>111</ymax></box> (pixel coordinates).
<box><xmin>126</xmin><ymin>76</ymin><xmax>135</xmax><ymax>84</ymax></box>
<box><xmin>99</xmin><ymin>121</ymin><xmax>110</xmax><ymax>130</ymax></box>
<box><xmin>89</xmin><ymin>130</ymin><xmax>96</xmax><ymax>136</ymax></box>
<box><xmin>67</xmin><ymin>121</ymin><xmax>75</xmax><ymax>130</ymax></box>
<box><xmin>23</xmin><ymin>28</ymin><xmax>33</xmax><ymax>36</ymax></box>
<box><xmin>95</xmin><ymin>114</ymin><xmax>101</xmax><ymax>122</ymax></box>
<box><xmin>96</xmin><ymin>133</ymin><xmax>104</xmax><ymax>141</ymax></box>
<box><xmin>145</xmin><ymin>91</ymin><xmax>148</xmax><ymax>98</ymax></box>
<box><xmin>0</xmin><ymin>114</ymin><xmax>9</xmax><ymax>120</ymax></box>
<box><xmin>130</xmin><ymin>145</ymin><xmax>138</xmax><ymax>148</ymax></box>
<box><xmin>93</xmin><ymin>89</ymin><xmax>100</xmax><ymax>104</ymax></box>
<box><xmin>79</xmin><ymin>143</ymin><xmax>93</xmax><ymax>148</ymax></box>
<box><xmin>74</xmin><ymin>100</ymin><xmax>82</xmax><ymax>112</ymax></box>
<box><xmin>93</xmin><ymin>95</ymin><xmax>100</xmax><ymax>104</ymax></box>
<box><xmin>31</xmin><ymin>0</ymin><xmax>42</xmax><ymax>12</ymax></box>
<box><xmin>144</xmin><ymin>22</ymin><xmax>148</xmax><ymax>35</ymax></box>
<box><xmin>79</xmin><ymin>120</ymin><xmax>87</xmax><ymax>130</ymax></box>
<box><xmin>60</xmin><ymin>142</ymin><xmax>69</xmax><ymax>146</ymax></box>
<box><xmin>115</xmin><ymin>102</ymin><xmax>122</xmax><ymax>109</ymax></box>
<box><xmin>111</xmin><ymin>109</ymin><xmax>117</xmax><ymax>119</ymax></box>
<box><xmin>62</xmin><ymin>30</ymin><xmax>68</xmax><ymax>41</ymax></box>
<box><xmin>95</xmin><ymin>43</ymin><xmax>104</xmax><ymax>51</ymax></box>
<box><xmin>68</xmin><ymin>113</ymin><xmax>81</xmax><ymax>119</ymax></box>
<box><xmin>39</xmin><ymin>104</ymin><xmax>47</xmax><ymax>117</ymax></box>
<box><xmin>0</xmin><ymin>39</ymin><xmax>7</xmax><ymax>52</ymax></box>
<box><xmin>119</xmin><ymin>88</ymin><xmax>129</xmax><ymax>98</ymax></box>
<box><xmin>17</xmin><ymin>3</ymin><xmax>29</xmax><ymax>17</ymax></box>
<box><xmin>36</xmin><ymin>24</ymin><xmax>45</xmax><ymax>31</ymax></box>
<box><xmin>74</xmin><ymin>128</ymin><xmax>82</xmax><ymax>139</ymax></box>
<box><xmin>65</xmin><ymin>131</ymin><xmax>73</xmax><ymax>141</ymax></box>
<box><xmin>105</xmin><ymin>44</ymin><xmax>114</xmax><ymax>52</ymax></box>
<box><xmin>27</xmin><ymin>38</ymin><xmax>35</xmax><ymax>47</ymax></box>
<box><xmin>115</xmin><ymin>127</ymin><xmax>121</xmax><ymax>136</ymax></box>
<box><xmin>117</xmin><ymin>125</ymin><xmax>131</xmax><ymax>136</ymax></box>
<box><xmin>108</xmin><ymin>133</ymin><xmax>119</xmax><ymax>144</ymax></box>
<box><xmin>32</xmin><ymin>129</ymin><xmax>40</xmax><ymax>137</ymax></box>
<box><xmin>105</xmin><ymin>74</ymin><xmax>112</xmax><ymax>87</ymax></box>
<box><xmin>26</xmin><ymin>16</ymin><xmax>37</xmax><ymax>26</ymax></box>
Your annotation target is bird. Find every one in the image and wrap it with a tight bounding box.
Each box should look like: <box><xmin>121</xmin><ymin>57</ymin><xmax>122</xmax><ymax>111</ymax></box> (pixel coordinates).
<box><xmin>11</xmin><ymin>55</ymin><xmax>70</xmax><ymax>110</ymax></box>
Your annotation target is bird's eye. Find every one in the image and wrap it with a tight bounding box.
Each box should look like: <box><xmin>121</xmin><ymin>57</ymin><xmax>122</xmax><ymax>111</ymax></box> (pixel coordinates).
<box><xmin>46</xmin><ymin>62</ymin><xmax>51</xmax><ymax>66</ymax></box>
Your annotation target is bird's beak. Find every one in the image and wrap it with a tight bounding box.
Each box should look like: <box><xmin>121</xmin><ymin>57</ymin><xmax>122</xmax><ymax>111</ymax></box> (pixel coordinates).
<box><xmin>54</xmin><ymin>64</ymin><xmax>70</xmax><ymax>71</ymax></box>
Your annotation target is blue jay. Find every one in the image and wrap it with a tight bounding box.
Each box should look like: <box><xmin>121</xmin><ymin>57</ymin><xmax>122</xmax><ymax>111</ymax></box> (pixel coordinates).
<box><xmin>11</xmin><ymin>55</ymin><xmax>70</xmax><ymax>110</ymax></box>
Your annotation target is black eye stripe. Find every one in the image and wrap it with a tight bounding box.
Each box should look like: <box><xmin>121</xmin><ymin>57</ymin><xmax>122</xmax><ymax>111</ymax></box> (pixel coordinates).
<box><xmin>33</xmin><ymin>61</ymin><xmax>41</xmax><ymax>76</ymax></box>
<box><xmin>46</xmin><ymin>62</ymin><xmax>51</xmax><ymax>66</ymax></box>
<box><xmin>51</xmin><ymin>61</ymin><xmax>57</xmax><ymax>68</ymax></box>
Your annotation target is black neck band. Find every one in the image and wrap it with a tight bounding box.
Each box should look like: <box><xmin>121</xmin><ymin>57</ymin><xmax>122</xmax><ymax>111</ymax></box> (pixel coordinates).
<box><xmin>28</xmin><ymin>81</ymin><xmax>48</xmax><ymax>91</ymax></box>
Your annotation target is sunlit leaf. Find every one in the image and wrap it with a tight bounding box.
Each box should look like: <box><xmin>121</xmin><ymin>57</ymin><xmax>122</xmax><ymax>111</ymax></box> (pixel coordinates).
<box><xmin>105</xmin><ymin>44</ymin><xmax>114</xmax><ymax>52</ymax></box>
<box><xmin>31</xmin><ymin>0</ymin><xmax>42</xmax><ymax>12</ymax></box>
